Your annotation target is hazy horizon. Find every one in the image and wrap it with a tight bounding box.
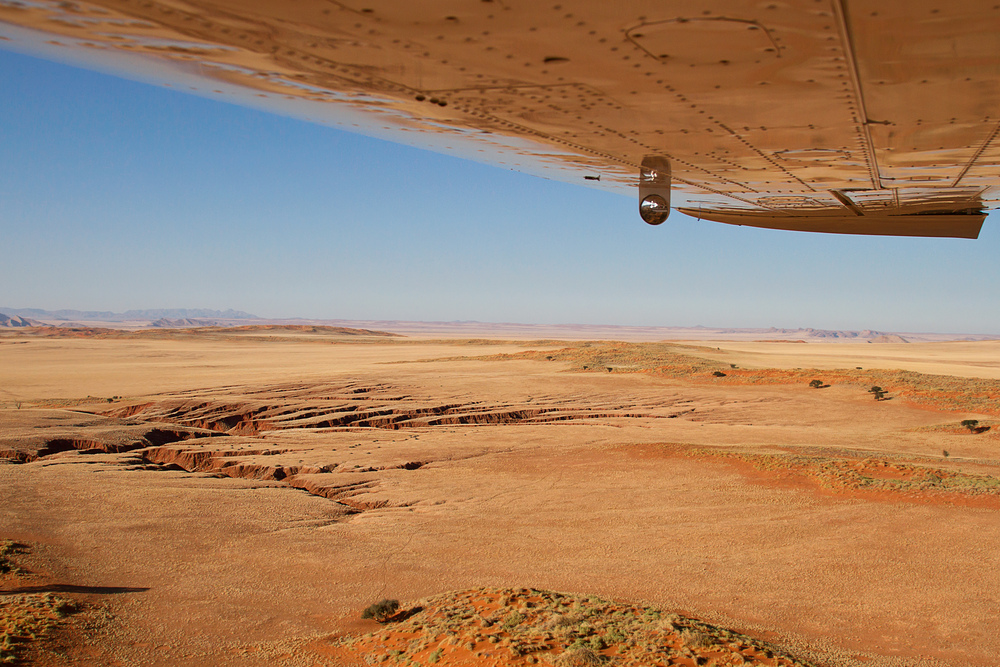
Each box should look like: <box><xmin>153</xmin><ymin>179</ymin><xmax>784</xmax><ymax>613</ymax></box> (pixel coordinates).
<box><xmin>5</xmin><ymin>305</ymin><xmax>1000</xmax><ymax>337</ymax></box>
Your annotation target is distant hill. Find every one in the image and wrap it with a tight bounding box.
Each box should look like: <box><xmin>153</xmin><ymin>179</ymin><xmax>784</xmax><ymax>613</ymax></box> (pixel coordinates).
<box><xmin>0</xmin><ymin>308</ymin><xmax>259</xmax><ymax>322</ymax></box>
<box><xmin>745</xmin><ymin>327</ymin><xmax>892</xmax><ymax>339</ymax></box>
<box><xmin>148</xmin><ymin>318</ymin><xmax>276</xmax><ymax>328</ymax></box>
<box><xmin>150</xmin><ymin>318</ymin><xmax>222</xmax><ymax>328</ymax></box>
<box><xmin>0</xmin><ymin>312</ymin><xmax>47</xmax><ymax>328</ymax></box>
<box><xmin>869</xmin><ymin>334</ymin><xmax>910</xmax><ymax>344</ymax></box>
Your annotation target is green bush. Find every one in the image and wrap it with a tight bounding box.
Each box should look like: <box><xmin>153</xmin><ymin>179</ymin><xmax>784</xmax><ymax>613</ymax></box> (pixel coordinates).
<box><xmin>361</xmin><ymin>599</ymin><xmax>400</xmax><ymax>623</ymax></box>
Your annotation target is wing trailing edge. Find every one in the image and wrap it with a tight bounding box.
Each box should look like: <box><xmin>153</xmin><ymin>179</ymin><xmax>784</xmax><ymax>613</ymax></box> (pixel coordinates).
<box><xmin>677</xmin><ymin>210</ymin><xmax>984</xmax><ymax>239</ymax></box>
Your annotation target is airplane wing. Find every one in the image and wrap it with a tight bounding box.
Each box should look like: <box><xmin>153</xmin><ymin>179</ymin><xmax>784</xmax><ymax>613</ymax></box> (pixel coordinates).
<box><xmin>1</xmin><ymin>0</ymin><xmax>995</xmax><ymax>238</ymax></box>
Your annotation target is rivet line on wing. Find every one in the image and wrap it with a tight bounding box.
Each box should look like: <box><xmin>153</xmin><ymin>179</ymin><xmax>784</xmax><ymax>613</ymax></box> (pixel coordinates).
<box><xmin>951</xmin><ymin>121</ymin><xmax>1000</xmax><ymax>188</ymax></box>
<box><xmin>833</xmin><ymin>0</ymin><xmax>883</xmax><ymax>190</ymax></box>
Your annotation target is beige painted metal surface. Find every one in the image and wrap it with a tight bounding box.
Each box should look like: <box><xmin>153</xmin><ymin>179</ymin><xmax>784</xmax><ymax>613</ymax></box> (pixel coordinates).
<box><xmin>2</xmin><ymin>0</ymin><xmax>997</xmax><ymax>237</ymax></box>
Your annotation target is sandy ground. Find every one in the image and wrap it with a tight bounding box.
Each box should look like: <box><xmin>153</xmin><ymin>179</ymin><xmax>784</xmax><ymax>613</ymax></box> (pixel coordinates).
<box><xmin>1</xmin><ymin>331</ymin><xmax>999</xmax><ymax>666</ymax></box>
<box><xmin>690</xmin><ymin>340</ymin><xmax>1000</xmax><ymax>380</ymax></box>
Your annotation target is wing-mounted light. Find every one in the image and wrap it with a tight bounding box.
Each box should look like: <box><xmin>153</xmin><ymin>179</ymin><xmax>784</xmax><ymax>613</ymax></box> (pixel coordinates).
<box><xmin>639</xmin><ymin>156</ymin><xmax>671</xmax><ymax>225</ymax></box>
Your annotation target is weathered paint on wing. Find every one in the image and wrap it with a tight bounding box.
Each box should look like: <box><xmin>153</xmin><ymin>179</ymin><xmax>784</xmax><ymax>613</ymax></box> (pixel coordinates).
<box><xmin>1</xmin><ymin>0</ymin><xmax>995</xmax><ymax>237</ymax></box>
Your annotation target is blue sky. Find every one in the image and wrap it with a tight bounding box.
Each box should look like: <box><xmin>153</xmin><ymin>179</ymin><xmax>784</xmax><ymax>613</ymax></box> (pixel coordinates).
<box><xmin>2</xmin><ymin>48</ymin><xmax>999</xmax><ymax>333</ymax></box>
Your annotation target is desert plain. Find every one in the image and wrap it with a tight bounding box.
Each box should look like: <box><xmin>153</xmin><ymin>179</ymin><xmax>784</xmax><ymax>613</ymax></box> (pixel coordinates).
<box><xmin>1</xmin><ymin>326</ymin><xmax>999</xmax><ymax>666</ymax></box>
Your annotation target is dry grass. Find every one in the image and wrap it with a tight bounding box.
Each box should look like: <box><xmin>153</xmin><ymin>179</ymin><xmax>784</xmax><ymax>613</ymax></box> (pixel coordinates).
<box><xmin>0</xmin><ymin>594</ymin><xmax>78</xmax><ymax>664</ymax></box>
<box><xmin>334</xmin><ymin>587</ymin><xmax>816</xmax><ymax>666</ymax></box>
<box><xmin>0</xmin><ymin>542</ymin><xmax>78</xmax><ymax>664</ymax></box>
<box><xmin>476</xmin><ymin>342</ymin><xmax>1000</xmax><ymax>415</ymax></box>
<box><xmin>671</xmin><ymin>445</ymin><xmax>1000</xmax><ymax>502</ymax></box>
<box><xmin>481</xmin><ymin>341</ymin><xmax>729</xmax><ymax>377</ymax></box>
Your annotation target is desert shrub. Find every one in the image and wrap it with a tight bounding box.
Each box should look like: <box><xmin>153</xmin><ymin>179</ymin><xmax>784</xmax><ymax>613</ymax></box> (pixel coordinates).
<box><xmin>539</xmin><ymin>612</ymin><xmax>581</xmax><ymax>631</ymax></box>
<box><xmin>661</xmin><ymin>612</ymin><xmax>681</xmax><ymax>626</ymax></box>
<box><xmin>961</xmin><ymin>419</ymin><xmax>980</xmax><ymax>433</ymax></box>
<box><xmin>808</xmin><ymin>379</ymin><xmax>824</xmax><ymax>388</ymax></box>
<box><xmin>0</xmin><ymin>541</ymin><xmax>23</xmax><ymax>575</ymax></box>
<box><xmin>2</xmin><ymin>632</ymin><xmax>16</xmax><ymax>664</ymax></box>
<box><xmin>503</xmin><ymin>612</ymin><xmax>526</xmax><ymax>630</ymax></box>
<box><xmin>603</xmin><ymin>627</ymin><xmax>626</xmax><ymax>644</ymax></box>
<box><xmin>555</xmin><ymin>646</ymin><xmax>602</xmax><ymax>667</ymax></box>
<box><xmin>679</xmin><ymin>629</ymin><xmax>713</xmax><ymax>648</ymax></box>
<box><xmin>361</xmin><ymin>599</ymin><xmax>400</xmax><ymax>623</ymax></box>
<box><xmin>54</xmin><ymin>599</ymin><xmax>77</xmax><ymax>618</ymax></box>
<box><xmin>869</xmin><ymin>386</ymin><xmax>886</xmax><ymax>400</ymax></box>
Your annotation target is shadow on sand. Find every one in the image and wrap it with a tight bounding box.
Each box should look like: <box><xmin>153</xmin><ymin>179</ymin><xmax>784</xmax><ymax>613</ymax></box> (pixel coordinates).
<box><xmin>1</xmin><ymin>584</ymin><xmax>150</xmax><ymax>595</ymax></box>
<box><xmin>387</xmin><ymin>606</ymin><xmax>424</xmax><ymax>623</ymax></box>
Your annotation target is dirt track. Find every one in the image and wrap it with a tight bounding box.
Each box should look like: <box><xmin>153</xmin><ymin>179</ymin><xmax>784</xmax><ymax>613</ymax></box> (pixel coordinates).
<box><xmin>2</xmin><ymin>331</ymin><xmax>998</xmax><ymax>665</ymax></box>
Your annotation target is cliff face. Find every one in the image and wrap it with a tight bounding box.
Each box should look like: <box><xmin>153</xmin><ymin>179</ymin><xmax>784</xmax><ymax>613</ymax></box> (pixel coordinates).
<box><xmin>0</xmin><ymin>409</ymin><xmax>223</xmax><ymax>463</ymax></box>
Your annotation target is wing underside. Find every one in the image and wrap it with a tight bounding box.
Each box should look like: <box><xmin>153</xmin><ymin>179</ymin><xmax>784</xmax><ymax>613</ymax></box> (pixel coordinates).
<box><xmin>1</xmin><ymin>0</ymin><xmax>996</xmax><ymax>237</ymax></box>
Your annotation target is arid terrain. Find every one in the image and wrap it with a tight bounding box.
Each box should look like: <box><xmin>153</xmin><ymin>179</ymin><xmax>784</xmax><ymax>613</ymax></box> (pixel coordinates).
<box><xmin>2</xmin><ymin>326</ymin><xmax>999</xmax><ymax>666</ymax></box>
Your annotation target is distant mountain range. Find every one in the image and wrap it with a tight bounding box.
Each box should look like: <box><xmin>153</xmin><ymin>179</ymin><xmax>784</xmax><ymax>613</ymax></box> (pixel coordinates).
<box><xmin>148</xmin><ymin>318</ymin><xmax>249</xmax><ymax>328</ymax></box>
<box><xmin>733</xmin><ymin>326</ymin><xmax>895</xmax><ymax>339</ymax></box>
<box><xmin>0</xmin><ymin>309</ymin><xmax>996</xmax><ymax>342</ymax></box>
<box><xmin>287</xmin><ymin>320</ymin><xmax>999</xmax><ymax>342</ymax></box>
<box><xmin>0</xmin><ymin>308</ymin><xmax>259</xmax><ymax>322</ymax></box>
<box><xmin>0</xmin><ymin>313</ymin><xmax>47</xmax><ymax>328</ymax></box>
